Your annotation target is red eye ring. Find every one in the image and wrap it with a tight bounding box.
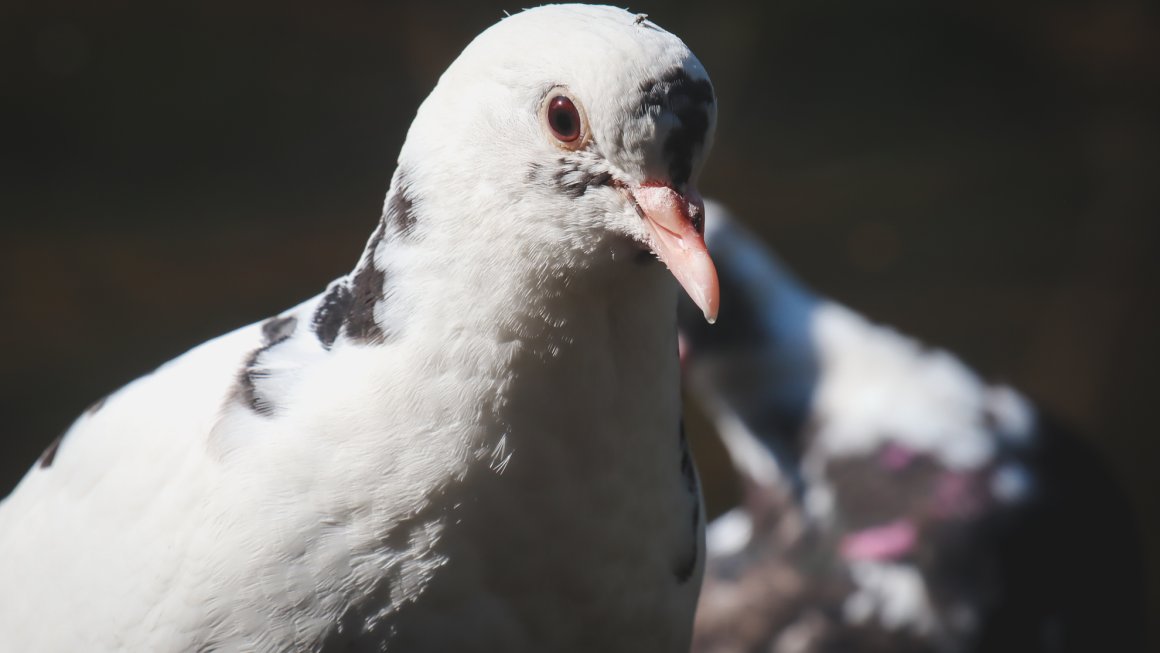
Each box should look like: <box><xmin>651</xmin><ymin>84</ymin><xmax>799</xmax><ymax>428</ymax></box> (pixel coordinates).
<box><xmin>543</xmin><ymin>90</ymin><xmax>587</xmax><ymax>149</ymax></box>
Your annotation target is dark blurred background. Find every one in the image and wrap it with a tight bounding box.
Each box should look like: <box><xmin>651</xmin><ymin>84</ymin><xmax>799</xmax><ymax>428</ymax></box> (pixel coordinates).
<box><xmin>1</xmin><ymin>0</ymin><xmax>1156</xmax><ymax>643</ymax></box>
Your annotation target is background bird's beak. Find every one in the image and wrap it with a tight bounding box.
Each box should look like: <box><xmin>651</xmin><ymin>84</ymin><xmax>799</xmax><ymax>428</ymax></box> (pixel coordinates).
<box><xmin>632</xmin><ymin>183</ymin><xmax>720</xmax><ymax>323</ymax></box>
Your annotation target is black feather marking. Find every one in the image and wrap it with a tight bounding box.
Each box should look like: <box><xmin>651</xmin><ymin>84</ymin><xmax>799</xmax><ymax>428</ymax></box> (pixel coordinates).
<box><xmin>313</xmin><ymin>283</ymin><xmax>353</xmax><ymax>350</ymax></box>
<box><xmin>526</xmin><ymin>158</ymin><xmax>614</xmax><ymax>199</ymax></box>
<box><xmin>346</xmin><ymin>263</ymin><xmax>387</xmax><ymax>344</ymax></box>
<box><xmin>639</xmin><ymin>68</ymin><xmax>715</xmax><ymax>187</ymax></box>
<box><xmin>312</xmin><ymin>219</ymin><xmax>394</xmax><ymax>349</ymax></box>
<box><xmin>234</xmin><ymin>315</ymin><xmax>299</xmax><ymax>417</ymax></box>
<box><xmin>235</xmin><ymin>346</ymin><xmax>275</xmax><ymax>416</ymax></box>
<box><xmin>674</xmin><ymin>418</ymin><xmax>702</xmax><ymax>583</ymax></box>
<box><xmin>83</xmin><ymin>394</ymin><xmax>107</xmax><ymax>417</ymax></box>
<box><xmin>554</xmin><ymin>166</ymin><xmax>588</xmax><ymax>199</ymax></box>
<box><xmin>38</xmin><ymin>433</ymin><xmax>64</xmax><ymax>468</ymax></box>
<box><xmin>384</xmin><ymin>173</ymin><xmax>417</xmax><ymax>237</ymax></box>
<box><xmin>345</xmin><ymin>221</ymin><xmax>389</xmax><ymax>345</ymax></box>
<box><xmin>553</xmin><ymin>158</ymin><xmax>614</xmax><ymax>198</ymax></box>
<box><xmin>261</xmin><ymin>315</ymin><xmax>298</xmax><ymax>344</ymax></box>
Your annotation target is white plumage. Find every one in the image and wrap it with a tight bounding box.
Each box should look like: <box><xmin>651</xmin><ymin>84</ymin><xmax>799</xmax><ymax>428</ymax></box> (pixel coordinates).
<box><xmin>0</xmin><ymin>6</ymin><xmax>720</xmax><ymax>651</ymax></box>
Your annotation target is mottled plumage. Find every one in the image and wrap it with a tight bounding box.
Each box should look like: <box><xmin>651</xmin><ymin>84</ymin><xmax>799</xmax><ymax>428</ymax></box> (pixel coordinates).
<box><xmin>682</xmin><ymin>201</ymin><xmax>1145</xmax><ymax>653</ymax></box>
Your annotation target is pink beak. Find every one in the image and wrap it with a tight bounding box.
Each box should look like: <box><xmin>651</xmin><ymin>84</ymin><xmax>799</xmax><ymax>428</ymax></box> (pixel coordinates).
<box><xmin>631</xmin><ymin>183</ymin><xmax>720</xmax><ymax>323</ymax></box>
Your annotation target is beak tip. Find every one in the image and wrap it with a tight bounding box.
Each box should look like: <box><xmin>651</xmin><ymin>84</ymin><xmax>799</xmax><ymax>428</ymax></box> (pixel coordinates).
<box><xmin>690</xmin><ymin>285</ymin><xmax>719</xmax><ymax>324</ymax></box>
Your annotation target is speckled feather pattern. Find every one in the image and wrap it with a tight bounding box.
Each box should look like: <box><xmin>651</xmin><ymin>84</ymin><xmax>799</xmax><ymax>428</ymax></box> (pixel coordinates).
<box><xmin>683</xmin><ymin>202</ymin><xmax>1144</xmax><ymax>653</ymax></box>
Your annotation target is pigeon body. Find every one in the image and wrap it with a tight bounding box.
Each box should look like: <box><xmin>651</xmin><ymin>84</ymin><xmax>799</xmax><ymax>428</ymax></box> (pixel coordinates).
<box><xmin>681</xmin><ymin>202</ymin><xmax>1144</xmax><ymax>653</ymax></box>
<box><xmin>0</xmin><ymin>6</ymin><xmax>719</xmax><ymax>651</ymax></box>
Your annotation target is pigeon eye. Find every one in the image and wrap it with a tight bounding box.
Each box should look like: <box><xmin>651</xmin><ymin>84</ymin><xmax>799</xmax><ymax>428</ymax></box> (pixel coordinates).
<box><xmin>542</xmin><ymin>90</ymin><xmax>588</xmax><ymax>149</ymax></box>
<box><xmin>548</xmin><ymin>97</ymin><xmax>580</xmax><ymax>141</ymax></box>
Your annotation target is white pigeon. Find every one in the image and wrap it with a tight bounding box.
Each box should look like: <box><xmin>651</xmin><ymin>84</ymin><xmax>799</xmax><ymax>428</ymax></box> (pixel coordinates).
<box><xmin>680</xmin><ymin>202</ymin><xmax>1145</xmax><ymax>653</ymax></box>
<box><xmin>0</xmin><ymin>6</ymin><xmax>721</xmax><ymax>651</ymax></box>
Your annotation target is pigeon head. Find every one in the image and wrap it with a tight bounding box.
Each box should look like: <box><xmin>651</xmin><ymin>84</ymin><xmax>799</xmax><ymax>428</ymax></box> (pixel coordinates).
<box><xmin>394</xmin><ymin>5</ymin><xmax>720</xmax><ymax>321</ymax></box>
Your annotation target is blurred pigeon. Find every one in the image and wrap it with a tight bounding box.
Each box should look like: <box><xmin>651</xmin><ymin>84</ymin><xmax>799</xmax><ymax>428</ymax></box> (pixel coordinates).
<box><xmin>681</xmin><ymin>201</ymin><xmax>1144</xmax><ymax>653</ymax></box>
<box><xmin>0</xmin><ymin>6</ymin><xmax>720</xmax><ymax>651</ymax></box>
